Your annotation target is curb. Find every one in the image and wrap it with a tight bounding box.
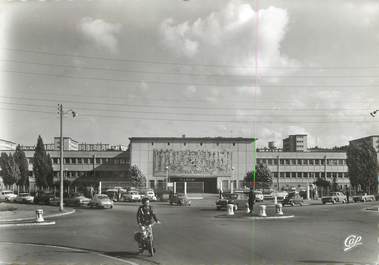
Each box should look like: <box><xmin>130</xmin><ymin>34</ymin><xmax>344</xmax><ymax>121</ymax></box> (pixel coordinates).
<box><xmin>0</xmin><ymin>221</ymin><xmax>56</xmax><ymax>228</ymax></box>
<box><xmin>215</xmin><ymin>214</ymin><xmax>295</xmax><ymax>220</ymax></box>
<box><xmin>0</xmin><ymin>209</ymin><xmax>76</xmax><ymax>223</ymax></box>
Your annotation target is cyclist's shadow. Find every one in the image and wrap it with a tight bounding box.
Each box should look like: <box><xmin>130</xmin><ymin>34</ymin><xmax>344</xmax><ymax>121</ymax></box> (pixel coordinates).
<box><xmin>103</xmin><ymin>250</ymin><xmax>161</xmax><ymax>264</ymax></box>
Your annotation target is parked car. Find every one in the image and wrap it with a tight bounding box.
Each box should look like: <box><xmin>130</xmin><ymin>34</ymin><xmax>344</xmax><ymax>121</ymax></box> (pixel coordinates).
<box><xmin>253</xmin><ymin>190</ymin><xmax>264</xmax><ymax>202</ymax></box>
<box><xmin>122</xmin><ymin>190</ymin><xmax>142</xmax><ymax>202</ymax></box>
<box><xmin>262</xmin><ymin>188</ymin><xmax>274</xmax><ymax>200</ymax></box>
<box><xmin>33</xmin><ymin>192</ymin><xmax>59</xmax><ymax>205</ymax></box>
<box><xmin>140</xmin><ymin>189</ymin><xmax>157</xmax><ymax>201</ymax></box>
<box><xmin>64</xmin><ymin>193</ymin><xmax>91</xmax><ymax>207</ymax></box>
<box><xmin>105</xmin><ymin>189</ymin><xmax>119</xmax><ymax>202</ymax></box>
<box><xmin>322</xmin><ymin>192</ymin><xmax>347</xmax><ymax>204</ymax></box>
<box><xmin>169</xmin><ymin>193</ymin><xmax>191</xmax><ymax>206</ymax></box>
<box><xmin>352</xmin><ymin>193</ymin><xmax>376</xmax><ymax>202</ymax></box>
<box><xmin>88</xmin><ymin>194</ymin><xmax>113</xmax><ymax>209</ymax></box>
<box><xmin>14</xmin><ymin>193</ymin><xmax>34</xmax><ymax>204</ymax></box>
<box><xmin>0</xmin><ymin>190</ymin><xmax>17</xmax><ymax>202</ymax></box>
<box><xmin>216</xmin><ymin>192</ymin><xmax>247</xmax><ymax>211</ymax></box>
<box><xmin>282</xmin><ymin>193</ymin><xmax>303</xmax><ymax>206</ymax></box>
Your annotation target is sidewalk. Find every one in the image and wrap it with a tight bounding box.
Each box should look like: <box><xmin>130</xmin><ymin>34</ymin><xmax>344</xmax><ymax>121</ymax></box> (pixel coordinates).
<box><xmin>0</xmin><ymin>202</ymin><xmax>74</xmax><ymax>222</ymax></box>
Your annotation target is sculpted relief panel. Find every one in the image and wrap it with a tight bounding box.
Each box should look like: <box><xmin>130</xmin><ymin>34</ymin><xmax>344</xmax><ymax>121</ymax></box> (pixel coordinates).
<box><xmin>153</xmin><ymin>149</ymin><xmax>232</xmax><ymax>176</ymax></box>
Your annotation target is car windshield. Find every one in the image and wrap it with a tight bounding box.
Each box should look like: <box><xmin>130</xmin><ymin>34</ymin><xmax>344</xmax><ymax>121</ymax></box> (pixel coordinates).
<box><xmin>98</xmin><ymin>195</ymin><xmax>109</xmax><ymax>199</ymax></box>
<box><xmin>3</xmin><ymin>191</ymin><xmax>13</xmax><ymax>195</ymax></box>
<box><xmin>19</xmin><ymin>193</ymin><xmax>29</xmax><ymax>196</ymax></box>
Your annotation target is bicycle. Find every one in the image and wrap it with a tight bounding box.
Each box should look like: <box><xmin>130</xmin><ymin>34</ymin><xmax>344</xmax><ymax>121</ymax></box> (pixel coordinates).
<box><xmin>135</xmin><ymin>221</ymin><xmax>160</xmax><ymax>257</ymax></box>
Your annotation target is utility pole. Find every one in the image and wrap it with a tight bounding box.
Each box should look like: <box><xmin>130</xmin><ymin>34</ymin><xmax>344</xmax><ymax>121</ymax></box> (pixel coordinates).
<box><xmin>59</xmin><ymin>104</ymin><xmax>64</xmax><ymax>212</ymax></box>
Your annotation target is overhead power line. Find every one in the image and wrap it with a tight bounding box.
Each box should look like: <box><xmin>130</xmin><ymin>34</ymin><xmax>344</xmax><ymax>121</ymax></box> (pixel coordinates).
<box><xmin>3</xmin><ymin>46</ymin><xmax>379</xmax><ymax>70</ymax></box>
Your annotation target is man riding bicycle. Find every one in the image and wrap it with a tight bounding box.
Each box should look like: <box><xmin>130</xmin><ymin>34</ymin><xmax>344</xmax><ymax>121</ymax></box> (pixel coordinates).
<box><xmin>136</xmin><ymin>198</ymin><xmax>160</xmax><ymax>255</ymax></box>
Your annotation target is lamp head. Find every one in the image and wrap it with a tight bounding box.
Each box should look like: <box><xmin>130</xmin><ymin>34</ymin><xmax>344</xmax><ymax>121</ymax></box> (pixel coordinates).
<box><xmin>370</xmin><ymin>110</ymin><xmax>378</xmax><ymax>117</ymax></box>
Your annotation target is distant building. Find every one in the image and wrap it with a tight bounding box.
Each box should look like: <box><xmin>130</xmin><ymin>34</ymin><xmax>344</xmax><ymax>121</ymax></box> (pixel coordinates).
<box><xmin>283</xmin><ymin>135</ymin><xmax>308</xmax><ymax>152</ymax></box>
<box><xmin>54</xmin><ymin>137</ymin><xmax>79</xmax><ymax>151</ymax></box>
<box><xmin>268</xmin><ymin>141</ymin><xmax>276</xmax><ymax>150</ymax></box>
<box><xmin>0</xmin><ymin>139</ymin><xmax>17</xmax><ymax>151</ymax></box>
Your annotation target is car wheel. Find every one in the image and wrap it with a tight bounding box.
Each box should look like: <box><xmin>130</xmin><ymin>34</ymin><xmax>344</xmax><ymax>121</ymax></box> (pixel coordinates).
<box><xmin>322</xmin><ymin>202</ymin><xmax>326</xmax><ymax>204</ymax></box>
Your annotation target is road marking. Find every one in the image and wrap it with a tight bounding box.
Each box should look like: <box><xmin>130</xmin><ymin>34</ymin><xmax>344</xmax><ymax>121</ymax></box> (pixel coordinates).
<box><xmin>0</xmin><ymin>221</ymin><xmax>56</xmax><ymax>228</ymax></box>
<box><xmin>0</xmin><ymin>242</ymin><xmax>140</xmax><ymax>265</ymax></box>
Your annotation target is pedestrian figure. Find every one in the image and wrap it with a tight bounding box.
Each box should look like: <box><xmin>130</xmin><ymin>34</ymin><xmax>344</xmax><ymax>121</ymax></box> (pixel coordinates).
<box><xmin>346</xmin><ymin>189</ymin><xmax>350</xmax><ymax>203</ymax></box>
<box><xmin>89</xmin><ymin>186</ymin><xmax>94</xmax><ymax>199</ymax></box>
<box><xmin>248</xmin><ymin>188</ymin><xmax>256</xmax><ymax>214</ymax></box>
<box><xmin>218</xmin><ymin>189</ymin><xmax>223</xmax><ymax>199</ymax></box>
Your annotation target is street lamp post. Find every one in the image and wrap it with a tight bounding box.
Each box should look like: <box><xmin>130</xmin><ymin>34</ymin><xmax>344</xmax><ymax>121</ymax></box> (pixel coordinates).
<box><xmin>165</xmin><ymin>166</ymin><xmax>169</xmax><ymax>190</ymax></box>
<box><xmin>231</xmin><ymin>166</ymin><xmax>235</xmax><ymax>193</ymax></box>
<box><xmin>370</xmin><ymin>109</ymin><xmax>379</xmax><ymax>194</ymax></box>
<box><xmin>58</xmin><ymin>104</ymin><xmax>77</xmax><ymax>212</ymax></box>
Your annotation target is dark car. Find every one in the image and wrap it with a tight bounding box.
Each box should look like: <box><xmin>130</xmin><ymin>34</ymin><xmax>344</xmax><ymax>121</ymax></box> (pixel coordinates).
<box><xmin>282</xmin><ymin>193</ymin><xmax>304</xmax><ymax>206</ymax></box>
<box><xmin>64</xmin><ymin>193</ymin><xmax>91</xmax><ymax>207</ymax></box>
<box><xmin>216</xmin><ymin>192</ymin><xmax>248</xmax><ymax>211</ymax></box>
<box><xmin>169</xmin><ymin>193</ymin><xmax>191</xmax><ymax>206</ymax></box>
<box><xmin>34</xmin><ymin>192</ymin><xmax>59</xmax><ymax>205</ymax></box>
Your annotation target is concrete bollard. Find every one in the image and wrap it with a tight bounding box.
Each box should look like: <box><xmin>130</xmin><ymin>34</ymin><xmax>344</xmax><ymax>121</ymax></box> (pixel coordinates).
<box><xmin>227</xmin><ymin>204</ymin><xmax>234</xmax><ymax>216</ymax></box>
<box><xmin>274</xmin><ymin>196</ymin><xmax>277</xmax><ymax>205</ymax></box>
<box><xmin>36</xmin><ymin>209</ymin><xmax>44</xmax><ymax>222</ymax></box>
<box><xmin>245</xmin><ymin>202</ymin><xmax>250</xmax><ymax>214</ymax></box>
<box><xmin>275</xmin><ymin>203</ymin><xmax>283</xmax><ymax>216</ymax></box>
<box><xmin>259</xmin><ymin>205</ymin><xmax>267</xmax><ymax>217</ymax></box>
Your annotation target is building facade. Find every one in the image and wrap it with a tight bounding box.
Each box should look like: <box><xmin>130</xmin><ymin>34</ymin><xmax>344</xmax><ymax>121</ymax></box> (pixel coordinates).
<box><xmin>129</xmin><ymin>137</ymin><xmax>255</xmax><ymax>193</ymax></box>
<box><xmin>0</xmin><ymin>139</ymin><xmax>17</xmax><ymax>151</ymax></box>
<box><xmin>283</xmin><ymin>135</ymin><xmax>308</xmax><ymax>152</ymax></box>
<box><xmin>349</xmin><ymin>135</ymin><xmax>379</xmax><ymax>152</ymax></box>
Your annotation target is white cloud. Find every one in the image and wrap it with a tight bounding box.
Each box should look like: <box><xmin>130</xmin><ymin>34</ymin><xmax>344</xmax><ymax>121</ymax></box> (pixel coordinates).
<box><xmin>80</xmin><ymin>17</ymin><xmax>121</xmax><ymax>54</ymax></box>
<box><xmin>159</xmin><ymin>0</ymin><xmax>298</xmax><ymax>75</ymax></box>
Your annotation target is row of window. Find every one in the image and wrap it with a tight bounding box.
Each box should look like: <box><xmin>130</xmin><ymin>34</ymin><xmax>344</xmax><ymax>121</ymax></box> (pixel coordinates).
<box><xmin>27</xmin><ymin>157</ymin><xmax>129</xmax><ymax>165</ymax></box>
<box><xmin>257</xmin><ymin>158</ymin><xmax>345</xmax><ymax>166</ymax></box>
<box><xmin>273</xmin><ymin>172</ymin><xmax>347</xmax><ymax>178</ymax></box>
<box><xmin>152</xmin><ymin>142</ymin><xmax>237</xmax><ymax>146</ymax></box>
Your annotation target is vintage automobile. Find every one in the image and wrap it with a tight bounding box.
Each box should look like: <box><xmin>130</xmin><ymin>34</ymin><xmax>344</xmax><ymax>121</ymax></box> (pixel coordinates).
<box><xmin>216</xmin><ymin>192</ymin><xmax>248</xmax><ymax>211</ymax></box>
<box><xmin>253</xmin><ymin>190</ymin><xmax>264</xmax><ymax>202</ymax></box>
<box><xmin>352</xmin><ymin>193</ymin><xmax>376</xmax><ymax>202</ymax></box>
<box><xmin>282</xmin><ymin>192</ymin><xmax>303</xmax><ymax>206</ymax></box>
<box><xmin>14</xmin><ymin>193</ymin><xmax>34</xmax><ymax>204</ymax></box>
<box><xmin>0</xmin><ymin>190</ymin><xmax>17</xmax><ymax>202</ymax></box>
<box><xmin>322</xmin><ymin>192</ymin><xmax>347</xmax><ymax>204</ymax></box>
<box><xmin>64</xmin><ymin>193</ymin><xmax>91</xmax><ymax>207</ymax></box>
<box><xmin>122</xmin><ymin>190</ymin><xmax>142</xmax><ymax>202</ymax></box>
<box><xmin>140</xmin><ymin>189</ymin><xmax>157</xmax><ymax>201</ymax></box>
<box><xmin>105</xmin><ymin>189</ymin><xmax>120</xmax><ymax>202</ymax></box>
<box><xmin>34</xmin><ymin>192</ymin><xmax>59</xmax><ymax>205</ymax></box>
<box><xmin>169</xmin><ymin>193</ymin><xmax>191</xmax><ymax>206</ymax></box>
<box><xmin>88</xmin><ymin>194</ymin><xmax>114</xmax><ymax>209</ymax></box>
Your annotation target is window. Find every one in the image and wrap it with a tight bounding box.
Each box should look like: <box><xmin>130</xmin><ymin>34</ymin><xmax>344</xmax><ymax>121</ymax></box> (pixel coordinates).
<box><xmin>338</xmin><ymin>160</ymin><xmax>344</xmax><ymax>165</ymax></box>
<box><xmin>83</xmin><ymin>158</ymin><xmax>89</xmax><ymax>164</ymax></box>
<box><xmin>321</xmin><ymin>160</ymin><xmax>325</xmax><ymax>165</ymax></box>
<box><xmin>291</xmin><ymin>159</ymin><xmax>296</xmax><ymax>165</ymax></box>
<box><xmin>233</xmin><ymin>143</ymin><xmax>236</xmax><ymax>146</ymax></box>
<box><xmin>280</xmin><ymin>172</ymin><xmax>285</xmax><ymax>178</ymax></box>
<box><xmin>96</xmin><ymin>158</ymin><xmax>101</xmax><ymax>164</ymax></box>
<box><xmin>268</xmin><ymin>159</ymin><xmax>273</xmax><ymax>165</ymax></box>
<box><xmin>286</xmin><ymin>172</ymin><xmax>291</xmax><ymax>178</ymax></box>
<box><xmin>78</xmin><ymin>158</ymin><xmax>82</xmax><ymax>164</ymax></box>
<box><xmin>200</xmin><ymin>143</ymin><xmax>203</xmax><ymax>146</ymax></box>
<box><xmin>151</xmin><ymin>142</ymin><xmax>154</xmax><ymax>146</ymax></box>
<box><xmin>71</xmin><ymin>158</ymin><xmax>76</xmax><ymax>164</ymax></box>
<box><xmin>101</xmin><ymin>158</ymin><xmax>107</xmax><ymax>164</ymax></box>
<box><xmin>89</xmin><ymin>158</ymin><xmax>94</xmax><ymax>164</ymax></box>
<box><xmin>64</xmin><ymin>158</ymin><xmax>70</xmax><ymax>164</ymax></box>
<box><xmin>303</xmin><ymin>159</ymin><xmax>308</xmax><ymax>165</ymax></box>
<box><xmin>315</xmin><ymin>160</ymin><xmax>320</xmax><ymax>165</ymax></box>
<box><xmin>298</xmin><ymin>172</ymin><xmax>302</xmax><ymax>178</ymax></box>
<box><xmin>303</xmin><ymin>172</ymin><xmax>309</xmax><ymax>178</ymax></box>
<box><xmin>327</xmin><ymin>172</ymin><xmax>331</xmax><ymax>178</ymax></box>
<box><xmin>280</xmin><ymin>159</ymin><xmax>284</xmax><ymax>165</ymax></box>
<box><xmin>274</xmin><ymin>159</ymin><xmax>278</xmax><ymax>165</ymax></box>
<box><xmin>285</xmin><ymin>159</ymin><xmax>290</xmax><ymax>165</ymax></box>
<box><xmin>297</xmin><ymin>159</ymin><xmax>302</xmax><ymax>165</ymax></box>
<box><xmin>338</xmin><ymin>172</ymin><xmax>343</xmax><ymax>178</ymax></box>
<box><xmin>184</xmin><ymin>143</ymin><xmax>186</xmax><ymax>146</ymax></box>
<box><xmin>273</xmin><ymin>172</ymin><xmax>278</xmax><ymax>178</ymax></box>
<box><xmin>309</xmin><ymin>159</ymin><xmax>314</xmax><ymax>165</ymax></box>
<box><xmin>168</xmin><ymin>142</ymin><xmax>170</xmax><ymax>146</ymax></box>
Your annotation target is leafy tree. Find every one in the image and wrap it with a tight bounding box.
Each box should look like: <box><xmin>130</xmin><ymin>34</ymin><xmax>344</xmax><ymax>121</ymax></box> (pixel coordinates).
<box><xmin>346</xmin><ymin>141</ymin><xmax>378</xmax><ymax>194</ymax></box>
<box><xmin>244</xmin><ymin>163</ymin><xmax>273</xmax><ymax>189</ymax></box>
<box><xmin>129</xmin><ymin>165</ymin><xmax>146</xmax><ymax>188</ymax></box>
<box><xmin>13</xmin><ymin>145</ymin><xmax>29</xmax><ymax>188</ymax></box>
<box><xmin>46</xmin><ymin>154</ymin><xmax>54</xmax><ymax>187</ymax></box>
<box><xmin>0</xmin><ymin>153</ymin><xmax>20</xmax><ymax>187</ymax></box>
<box><xmin>33</xmin><ymin>136</ymin><xmax>53</xmax><ymax>189</ymax></box>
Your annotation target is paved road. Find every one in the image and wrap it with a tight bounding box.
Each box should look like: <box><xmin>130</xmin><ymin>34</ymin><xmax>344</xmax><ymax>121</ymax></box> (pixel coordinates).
<box><xmin>1</xmin><ymin>200</ymin><xmax>379</xmax><ymax>265</ymax></box>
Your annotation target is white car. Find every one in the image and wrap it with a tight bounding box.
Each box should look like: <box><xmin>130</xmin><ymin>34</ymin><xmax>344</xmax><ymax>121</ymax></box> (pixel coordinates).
<box><xmin>141</xmin><ymin>190</ymin><xmax>157</xmax><ymax>201</ymax></box>
<box><xmin>122</xmin><ymin>191</ymin><xmax>142</xmax><ymax>202</ymax></box>
<box><xmin>15</xmin><ymin>193</ymin><xmax>34</xmax><ymax>204</ymax></box>
<box><xmin>0</xmin><ymin>190</ymin><xmax>17</xmax><ymax>202</ymax></box>
<box><xmin>88</xmin><ymin>194</ymin><xmax>113</xmax><ymax>209</ymax></box>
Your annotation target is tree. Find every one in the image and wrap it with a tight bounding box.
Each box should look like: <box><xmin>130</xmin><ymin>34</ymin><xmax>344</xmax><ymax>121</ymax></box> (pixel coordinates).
<box><xmin>129</xmin><ymin>165</ymin><xmax>146</xmax><ymax>188</ymax></box>
<box><xmin>346</xmin><ymin>141</ymin><xmax>378</xmax><ymax>194</ymax></box>
<box><xmin>13</xmin><ymin>145</ymin><xmax>29</xmax><ymax>189</ymax></box>
<box><xmin>314</xmin><ymin>177</ymin><xmax>331</xmax><ymax>196</ymax></box>
<box><xmin>244</xmin><ymin>163</ymin><xmax>273</xmax><ymax>189</ymax></box>
<box><xmin>0</xmin><ymin>153</ymin><xmax>20</xmax><ymax>187</ymax></box>
<box><xmin>33</xmin><ymin>136</ymin><xmax>53</xmax><ymax>189</ymax></box>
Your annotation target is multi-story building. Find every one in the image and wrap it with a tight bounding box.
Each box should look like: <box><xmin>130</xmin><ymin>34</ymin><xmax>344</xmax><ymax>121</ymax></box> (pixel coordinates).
<box><xmin>0</xmin><ymin>139</ymin><xmax>17</xmax><ymax>151</ymax></box>
<box><xmin>129</xmin><ymin>136</ymin><xmax>349</xmax><ymax>193</ymax></box>
<box><xmin>54</xmin><ymin>137</ymin><xmax>79</xmax><ymax>151</ymax></box>
<box><xmin>283</xmin><ymin>134</ymin><xmax>308</xmax><ymax>152</ymax></box>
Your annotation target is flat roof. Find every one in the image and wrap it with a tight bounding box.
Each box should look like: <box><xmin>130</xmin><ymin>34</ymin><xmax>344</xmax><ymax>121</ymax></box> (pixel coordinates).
<box><xmin>129</xmin><ymin>137</ymin><xmax>257</xmax><ymax>142</ymax></box>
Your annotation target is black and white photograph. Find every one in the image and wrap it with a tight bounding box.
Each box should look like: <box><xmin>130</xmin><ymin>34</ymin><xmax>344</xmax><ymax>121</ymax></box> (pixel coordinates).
<box><xmin>1</xmin><ymin>0</ymin><xmax>379</xmax><ymax>264</ymax></box>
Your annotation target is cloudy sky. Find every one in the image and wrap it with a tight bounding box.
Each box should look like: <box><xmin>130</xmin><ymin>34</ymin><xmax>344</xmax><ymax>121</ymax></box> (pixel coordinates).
<box><xmin>0</xmin><ymin>0</ymin><xmax>379</xmax><ymax>148</ymax></box>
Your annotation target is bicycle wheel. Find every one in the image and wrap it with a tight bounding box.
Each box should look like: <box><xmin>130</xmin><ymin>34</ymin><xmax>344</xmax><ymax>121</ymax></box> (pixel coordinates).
<box><xmin>148</xmin><ymin>237</ymin><xmax>154</xmax><ymax>257</ymax></box>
